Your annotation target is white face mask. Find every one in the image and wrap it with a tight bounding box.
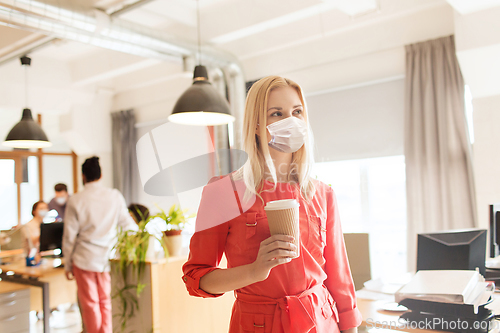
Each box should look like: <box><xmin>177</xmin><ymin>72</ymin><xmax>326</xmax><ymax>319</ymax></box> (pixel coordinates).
<box><xmin>38</xmin><ymin>209</ymin><xmax>48</xmax><ymax>217</ymax></box>
<box><xmin>266</xmin><ymin>117</ymin><xmax>307</xmax><ymax>153</ymax></box>
<box><xmin>55</xmin><ymin>197</ymin><xmax>66</xmax><ymax>205</ymax></box>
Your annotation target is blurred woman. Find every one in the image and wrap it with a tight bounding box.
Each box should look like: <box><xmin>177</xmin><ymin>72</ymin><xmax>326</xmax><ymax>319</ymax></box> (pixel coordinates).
<box><xmin>22</xmin><ymin>200</ymin><xmax>48</xmax><ymax>257</ymax></box>
<box><xmin>128</xmin><ymin>203</ymin><xmax>150</xmax><ymax>224</ymax></box>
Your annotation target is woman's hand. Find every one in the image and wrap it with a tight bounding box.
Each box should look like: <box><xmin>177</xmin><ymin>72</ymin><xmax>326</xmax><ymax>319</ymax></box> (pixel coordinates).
<box><xmin>250</xmin><ymin>234</ymin><xmax>297</xmax><ymax>282</ymax></box>
<box><xmin>198</xmin><ymin>234</ymin><xmax>297</xmax><ymax>294</ymax></box>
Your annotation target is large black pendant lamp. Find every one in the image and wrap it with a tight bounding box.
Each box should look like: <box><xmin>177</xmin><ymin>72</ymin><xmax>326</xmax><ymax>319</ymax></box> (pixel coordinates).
<box><xmin>3</xmin><ymin>56</ymin><xmax>52</xmax><ymax>149</ymax></box>
<box><xmin>168</xmin><ymin>0</ymin><xmax>235</xmax><ymax>126</ymax></box>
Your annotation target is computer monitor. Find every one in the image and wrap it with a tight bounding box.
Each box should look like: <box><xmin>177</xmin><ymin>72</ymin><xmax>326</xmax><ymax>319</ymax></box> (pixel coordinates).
<box><xmin>39</xmin><ymin>222</ymin><xmax>64</xmax><ymax>256</ymax></box>
<box><xmin>489</xmin><ymin>204</ymin><xmax>500</xmax><ymax>258</ymax></box>
<box><xmin>417</xmin><ymin>229</ymin><xmax>487</xmax><ymax>276</ymax></box>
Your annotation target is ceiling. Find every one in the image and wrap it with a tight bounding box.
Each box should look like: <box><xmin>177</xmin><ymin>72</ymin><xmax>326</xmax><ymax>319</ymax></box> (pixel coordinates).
<box><xmin>0</xmin><ymin>0</ymin><xmax>448</xmax><ymax>65</ymax></box>
<box><xmin>0</xmin><ymin>0</ymin><xmax>498</xmax><ymax>106</ymax></box>
<box><xmin>0</xmin><ymin>0</ymin><xmax>498</xmax><ymax>153</ymax></box>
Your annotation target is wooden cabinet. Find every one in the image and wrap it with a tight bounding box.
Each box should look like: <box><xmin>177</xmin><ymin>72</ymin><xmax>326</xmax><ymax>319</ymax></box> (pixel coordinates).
<box><xmin>111</xmin><ymin>256</ymin><xmax>235</xmax><ymax>333</ymax></box>
<box><xmin>0</xmin><ymin>282</ymin><xmax>30</xmax><ymax>333</ymax></box>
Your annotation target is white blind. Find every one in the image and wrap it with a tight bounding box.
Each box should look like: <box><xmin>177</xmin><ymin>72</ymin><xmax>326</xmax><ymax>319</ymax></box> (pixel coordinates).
<box><xmin>306</xmin><ymin>78</ymin><xmax>405</xmax><ymax>162</ymax></box>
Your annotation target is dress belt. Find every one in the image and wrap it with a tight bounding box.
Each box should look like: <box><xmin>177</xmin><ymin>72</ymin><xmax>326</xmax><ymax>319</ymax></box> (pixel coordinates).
<box><xmin>235</xmin><ymin>284</ymin><xmax>324</xmax><ymax>333</ymax></box>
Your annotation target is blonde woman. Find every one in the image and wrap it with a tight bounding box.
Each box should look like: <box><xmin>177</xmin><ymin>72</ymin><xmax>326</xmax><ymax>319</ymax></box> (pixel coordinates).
<box><xmin>183</xmin><ymin>76</ymin><xmax>361</xmax><ymax>333</ymax></box>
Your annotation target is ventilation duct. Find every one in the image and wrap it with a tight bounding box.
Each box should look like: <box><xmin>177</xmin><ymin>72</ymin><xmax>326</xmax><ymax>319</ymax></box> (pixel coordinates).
<box><xmin>0</xmin><ymin>0</ymin><xmax>238</xmax><ymax>67</ymax></box>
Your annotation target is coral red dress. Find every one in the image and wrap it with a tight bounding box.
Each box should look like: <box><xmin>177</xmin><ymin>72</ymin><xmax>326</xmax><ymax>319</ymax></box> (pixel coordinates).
<box><xmin>182</xmin><ymin>177</ymin><xmax>362</xmax><ymax>333</ymax></box>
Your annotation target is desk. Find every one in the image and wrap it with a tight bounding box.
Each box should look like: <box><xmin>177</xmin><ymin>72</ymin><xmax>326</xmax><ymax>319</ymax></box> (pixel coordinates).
<box><xmin>0</xmin><ymin>249</ymin><xmax>24</xmax><ymax>259</ymax></box>
<box><xmin>358</xmin><ymin>298</ymin><xmax>428</xmax><ymax>333</ymax></box>
<box><xmin>0</xmin><ymin>258</ymin><xmax>77</xmax><ymax>333</ymax></box>
<box><xmin>111</xmin><ymin>255</ymin><xmax>235</xmax><ymax>332</ymax></box>
<box><xmin>358</xmin><ymin>297</ymin><xmax>500</xmax><ymax>333</ymax></box>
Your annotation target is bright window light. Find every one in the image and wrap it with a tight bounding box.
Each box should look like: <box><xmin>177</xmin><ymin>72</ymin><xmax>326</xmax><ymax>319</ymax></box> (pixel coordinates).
<box><xmin>314</xmin><ymin>155</ymin><xmax>407</xmax><ymax>279</ymax></box>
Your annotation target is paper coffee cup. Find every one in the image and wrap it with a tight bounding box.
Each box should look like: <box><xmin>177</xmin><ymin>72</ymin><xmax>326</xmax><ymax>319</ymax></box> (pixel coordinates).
<box><xmin>264</xmin><ymin>199</ymin><xmax>300</xmax><ymax>257</ymax></box>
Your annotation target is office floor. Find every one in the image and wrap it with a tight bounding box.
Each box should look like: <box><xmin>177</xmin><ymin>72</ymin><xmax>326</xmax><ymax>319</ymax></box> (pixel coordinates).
<box><xmin>30</xmin><ymin>306</ymin><xmax>82</xmax><ymax>333</ymax></box>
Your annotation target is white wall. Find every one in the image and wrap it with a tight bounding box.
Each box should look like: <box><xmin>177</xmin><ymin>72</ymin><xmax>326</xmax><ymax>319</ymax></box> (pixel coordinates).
<box><xmin>472</xmin><ymin>95</ymin><xmax>500</xmax><ymax>230</ymax></box>
<box><xmin>453</xmin><ymin>6</ymin><xmax>500</xmax><ymax>228</ymax></box>
<box><xmin>59</xmin><ymin>90</ymin><xmax>114</xmax><ymax>191</ymax></box>
<box><xmin>113</xmin><ymin>75</ymin><xmax>192</xmax><ymax>124</ymax></box>
<box><xmin>242</xmin><ymin>3</ymin><xmax>454</xmax><ymax>94</ymax></box>
<box><xmin>455</xmin><ymin>7</ymin><xmax>500</xmax><ymax>99</ymax></box>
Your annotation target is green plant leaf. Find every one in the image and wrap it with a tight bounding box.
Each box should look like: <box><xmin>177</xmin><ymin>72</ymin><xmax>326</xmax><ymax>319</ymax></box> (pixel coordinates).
<box><xmin>152</xmin><ymin>204</ymin><xmax>196</xmax><ymax>231</ymax></box>
<box><xmin>111</xmin><ymin>223</ymin><xmax>153</xmax><ymax>332</ymax></box>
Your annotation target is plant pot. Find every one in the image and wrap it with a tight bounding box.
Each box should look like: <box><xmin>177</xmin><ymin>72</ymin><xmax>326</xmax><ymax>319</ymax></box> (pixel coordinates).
<box><xmin>164</xmin><ymin>230</ymin><xmax>182</xmax><ymax>237</ymax></box>
<box><xmin>164</xmin><ymin>230</ymin><xmax>182</xmax><ymax>257</ymax></box>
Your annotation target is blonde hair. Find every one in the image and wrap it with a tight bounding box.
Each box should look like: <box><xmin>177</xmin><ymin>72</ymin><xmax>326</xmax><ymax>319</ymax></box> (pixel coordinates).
<box><xmin>233</xmin><ymin>76</ymin><xmax>315</xmax><ymax>203</ymax></box>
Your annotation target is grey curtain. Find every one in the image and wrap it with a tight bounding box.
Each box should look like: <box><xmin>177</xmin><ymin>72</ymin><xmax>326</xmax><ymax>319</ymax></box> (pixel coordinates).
<box><xmin>405</xmin><ymin>35</ymin><xmax>477</xmax><ymax>271</ymax></box>
<box><xmin>111</xmin><ymin>110</ymin><xmax>138</xmax><ymax>204</ymax></box>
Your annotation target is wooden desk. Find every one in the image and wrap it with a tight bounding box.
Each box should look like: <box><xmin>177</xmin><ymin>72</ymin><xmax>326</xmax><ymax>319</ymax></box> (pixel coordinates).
<box><xmin>0</xmin><ymin>249</ymin><xmax>24</xmax><ymax>258</ymax></box>
<box><xmin>357</xmin><ymin>298</ymin><xmax>460</xmax><ymax>333</ymax></box>
<box><xmin>0</xmin><ymin>281</ymin><xmax>30</xmax><ymax>294</ymax></box>
<box><xmin>111</xmin><ymin>255</ymin><xmax>235</xmax><ymax>333</ymax></box>
<box><xmin>358</xmin><ymin>298</ymin><xmax>418</xmax><ymax>332</ymax></box>
<box><xmin>0</xmin><ymin>258</ymin><xmax>77</xmax><ymax>333</ymax></box>
<box><xmin>357</xmin><ymin>297</ymin><xmax>500</xmax><ymax>333</ymax></box>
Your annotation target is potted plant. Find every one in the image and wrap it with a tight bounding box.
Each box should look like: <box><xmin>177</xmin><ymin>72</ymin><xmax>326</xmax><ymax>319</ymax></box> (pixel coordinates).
<box><xmin>111</xmin><ymin>210</ymin><xmax>167</xmax><ymax>332</ymax></box>
<box><xmin>154</xmin><ymin>204</ymin><xmax>195</xmax><ymax>257</ymax></box>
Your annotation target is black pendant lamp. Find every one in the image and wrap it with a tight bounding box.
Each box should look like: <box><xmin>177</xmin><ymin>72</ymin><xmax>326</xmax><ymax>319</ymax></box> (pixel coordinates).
<box><xmin>3</xmin><ymin>56</ymin><xmax>52</xmax><ymax>149</ymax></box>
<box><xmin>168</xmin><ymin>0</ymin><xmax>235</xmax><ymax>126</ymax></box>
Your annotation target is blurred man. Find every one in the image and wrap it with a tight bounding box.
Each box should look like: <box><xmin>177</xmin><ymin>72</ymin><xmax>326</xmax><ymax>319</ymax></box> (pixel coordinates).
<box><xmin>63</xmin><ymin>156</ymin><xmax>136</xmax><ymax>333</ymax></box>
<box><xmin>48</xmin><ymin>183</ymin><xmax>69</xmax><ymax>220</ymax></box>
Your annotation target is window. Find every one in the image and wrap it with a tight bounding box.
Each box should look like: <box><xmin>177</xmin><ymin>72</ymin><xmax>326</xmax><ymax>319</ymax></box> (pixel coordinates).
<box><xmin>0</xmin><ymin>156</ymin><xmax>40</xmax><ymax>230</ymax></box>
<box><xmin>0</xmin><ymin>159</ymin><xmax>17</xmax><ymax>229</ymax></box>
<box><xmin>20</xmin><ymin>156</ymin><xmax>40</xmax><ymax>224</ymax></box>
<box><xmin>314</xmin><ymin>155</ymin><xmax>407</xmax><ymax>279</ymax></box>
<box><xmin>0</xmin><ymin>151</ymin><xmax>77</xmax><ymax>230</ymax></box>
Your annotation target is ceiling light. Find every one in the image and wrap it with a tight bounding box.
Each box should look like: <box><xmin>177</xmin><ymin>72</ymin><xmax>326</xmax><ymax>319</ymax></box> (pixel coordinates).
<box><xmin>169</xmin><ymin>65</ymin><xmax>234</xmax><ymax>126</ymax></box>
<box><xmin>3</xmin><ymin>56</ymin><xmax>52</xmax><ymax>149</ymax></box>
<box><xmin>168</xmin><ymin>0</ymin><xmax>234</xmax><ymax>126</ymax></box>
